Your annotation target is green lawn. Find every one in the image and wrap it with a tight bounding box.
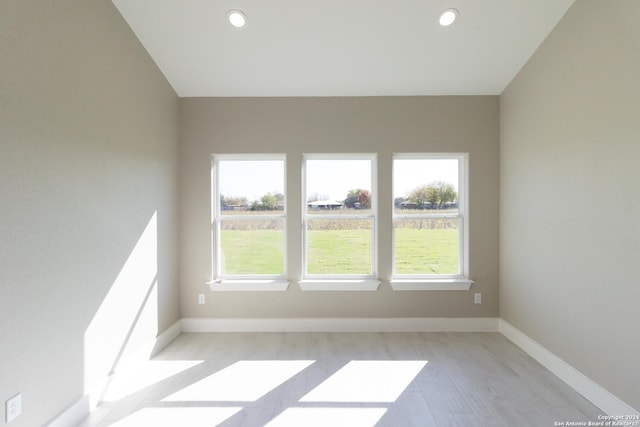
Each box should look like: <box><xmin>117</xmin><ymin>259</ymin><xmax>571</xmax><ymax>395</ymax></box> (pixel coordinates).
<box><xmin>220</xmin><ymin>227</ymin><xmax>458</xmax><ymax>275</ymax></box>
<box><xmin>220</xmin><ymin>230</ymin><xmax>284</xmax><ymax>275</ymax></box>
<box><xmin>393</xmin><ymin>228</ymin><xmax>458</xmax><ymax>274</ymax></box>
<box><xmin>306</xmin><ymin>229</ymin><xmax>371</xmax><ymax>274</ymax></box>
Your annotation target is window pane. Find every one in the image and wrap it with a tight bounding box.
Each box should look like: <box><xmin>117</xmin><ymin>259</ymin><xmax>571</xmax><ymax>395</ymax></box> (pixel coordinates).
<box><xmin>393</xmin><ymin>159</ymin><xmax>458</xmax><ymax>215</ymax></box>
<box><xmin>219</xmin><ymin>219</ymin><xmax>284</xmax><ymax>275</ymax></box>
<box><xmin>306</xmin><ymin>218</ymin><xmax>372</xmax><ymax>275</ymax></box>
<box><xmin>306</xmin><ymin>159</ymin><xmax>371</xmax><ymax>214</ymax></box>
<box><xmin>219</xmin><ymin>160</ymin><xmax>284</xmax><ymax>215</ymax></box>
<box><xmin>394</xmin><ymin>218</ymin><xmax>459</xmax><ymax>275</ymax></box>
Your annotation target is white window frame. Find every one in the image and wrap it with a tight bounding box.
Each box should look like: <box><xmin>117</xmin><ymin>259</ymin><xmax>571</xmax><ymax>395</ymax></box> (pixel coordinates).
<box><xmin>390</xmin><ymin>153</ymin><xmax>473</xmax><ymax>291</ymax></box>
<box><xmin>299</xmin><ymin>154</ymin><xmax>380</xmax><ymax>291</ymax></box>
<box><xmin>208</xmin><ymin>154</ymin><xmax>289</xmax><ymax>291</ymax></box>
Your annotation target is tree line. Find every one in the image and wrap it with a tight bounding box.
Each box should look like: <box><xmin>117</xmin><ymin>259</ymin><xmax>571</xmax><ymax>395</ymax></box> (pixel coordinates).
<box><xmin>221</xmin><ymin>193</ymin><xmax>284</xmax><ymax>211</ymax></box>
<box><xmin>396</xmin><ymin>181</ymin><xmax>457</xmax><ymax>208</ymax></box>
<box><xmin>221</xmin><ymin>181</ymin><xmax>455</xmax><ymax>211</ymax></box>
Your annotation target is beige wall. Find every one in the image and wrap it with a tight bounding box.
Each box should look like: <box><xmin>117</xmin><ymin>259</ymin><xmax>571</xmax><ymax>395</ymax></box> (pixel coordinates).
<box><xmin>500</xmin><ymin>0</ymin><xmax>640</xmax><ymax>411</ymax></box>
<box><xmin>180</xmin><ymin>97</ymin><xmax>499</xmax><ymax>319</ymax></box>
<box><xmin>0</xmin><ymin>1</ymin><xmax>180</xmax><ymax>426</ymax></box>
<box><xmin>12</xmin><ymin>0</ymin><xmax>638</xmax><ymax>422</ymax></box>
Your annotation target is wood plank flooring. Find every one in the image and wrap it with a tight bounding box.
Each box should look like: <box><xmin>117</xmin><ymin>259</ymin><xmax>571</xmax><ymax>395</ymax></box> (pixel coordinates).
<box><xmin>79</xmin><ymin>332</ymin><xmax>602</xmax><ymax>426</ymax></box>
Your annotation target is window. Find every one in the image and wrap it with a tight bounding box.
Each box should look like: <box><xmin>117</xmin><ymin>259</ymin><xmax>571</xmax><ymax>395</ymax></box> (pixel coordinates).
<box><xmin>301</xmin><ymin>155</ymin><xmax>378</xmax><ymax>290</ymax></box>
<box><xmin>207</xmin><ymin>153</ymin><xmax>470</xmax><ymax>292</ymax></box>
<box><xmin>210</xmin><ymin>155</ymin><xmax>288</xmax><ymax>290</ymax></box>
<box><xmin>391</xmin><ymin>154</ymin><xmax>471</xmax><ymax>290</ymax></box>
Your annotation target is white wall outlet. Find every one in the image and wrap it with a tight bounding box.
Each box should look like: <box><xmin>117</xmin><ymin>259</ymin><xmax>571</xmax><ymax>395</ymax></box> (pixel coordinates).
<box><xmin>198</xmin><ymin>293</ymin><xmax>205</xmax><ymax>305</ymax></box>
<box><xmin>474</xmin><ymin>293</ymin><xmax>482</xmax><ymax>304</ymax></box>
<box><xmin>6</xmin><ymin>393</ymin><xmax>22</xmax><ymax>423</ymax></box>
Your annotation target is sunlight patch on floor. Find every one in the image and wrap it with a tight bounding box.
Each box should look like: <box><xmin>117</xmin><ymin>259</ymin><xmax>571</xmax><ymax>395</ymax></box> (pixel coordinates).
<box><xmin>109</xmin><ymin>407</ymin><xmax>242</xmax><ymax>427</ymax></box>
<box><xmin>265</xmin><ymin>407</ymin><xmax>387</xmax><ymax>427</ymax></box>
<box><xmin>300</xmin><ymin>360</ymin><xmax>427</xmax><ymax>403</ymax></box>
<box><xmin>163</xmin><ymin>360</ymin><xmax>315</xmax><ymax>402</ymax></box>
<box><xmin>102</xmin><ymin>360</ymin><xmax>204</xmax><ymax>401</ymax></box>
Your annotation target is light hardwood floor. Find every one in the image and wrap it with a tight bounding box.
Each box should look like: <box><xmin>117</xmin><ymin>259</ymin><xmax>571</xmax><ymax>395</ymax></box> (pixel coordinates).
<box><xmin>79</xmin><ymin>332</ymin><xmax>602</xmax><ymax>426</ymax></box>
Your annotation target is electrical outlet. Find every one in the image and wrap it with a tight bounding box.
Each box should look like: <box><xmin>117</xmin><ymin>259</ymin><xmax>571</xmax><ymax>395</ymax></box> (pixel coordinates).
<box><xmin>6</xmin><ymin>393</ymin><xmax>22</xmax><ymax>423</ymax></box>
<box><xmin>198</xmin><ymin>293</ymin><xmax>205</xmax><ymax>305</ymax></box>
<box><xmin>474</xmin><ymin>293</ymin><xmax>482</xmax><ymax>304</ymax></box>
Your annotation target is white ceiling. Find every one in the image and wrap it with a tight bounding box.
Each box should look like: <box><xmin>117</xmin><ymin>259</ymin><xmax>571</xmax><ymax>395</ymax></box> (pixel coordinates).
<box><xmin>112</xmin><ymin>0</ymin><xmax>575</xmax><ymax>97</ymax></box>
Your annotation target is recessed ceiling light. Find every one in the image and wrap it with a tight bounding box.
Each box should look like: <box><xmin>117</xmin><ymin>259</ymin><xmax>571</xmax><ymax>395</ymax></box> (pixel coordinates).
<box><xmin>227</xmin><ymin>10</ymin><xmax>247</xmax><ymax>28</ymax></box>
<box><xmin>439</xmin><ymin>8</ymin><xmax>459</xmax><ymax>27</ymax></box>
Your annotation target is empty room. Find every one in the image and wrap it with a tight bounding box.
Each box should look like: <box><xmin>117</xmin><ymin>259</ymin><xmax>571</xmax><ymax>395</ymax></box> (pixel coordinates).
<box><xmin>1</xmin><ymin>1</ymin><xmax>638</xmax><ymax>426</ymax></box>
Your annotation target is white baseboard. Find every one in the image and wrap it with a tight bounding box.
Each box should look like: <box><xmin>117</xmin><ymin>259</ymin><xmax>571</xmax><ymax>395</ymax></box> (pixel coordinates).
<box><xmin>46</xmin><ymin>320</ymin><xmax>182</xmax><ymax>427</ymax></box>
<box><xmin>153</xmin><ymin>320</ymin><xmax>183</xmax><ymax>355</ymax></box>
<box><xmin>45</xmin><ymin>394</ymin><xmax>91</xmax><ymax>427</ymax></box>
<box><xmin>499</xmin><ymin>319</ymin><xmax>639</xmax><ymax>417</ymax></box>
<box><xmin>180</xmin><ymin>317</ymin><xmax>500</xmax><ymax>333</ymax></box>
<box><xmin>113</xmin><ymin>320</ymin><xmax>183</xmax><ymax>374</ymax></box>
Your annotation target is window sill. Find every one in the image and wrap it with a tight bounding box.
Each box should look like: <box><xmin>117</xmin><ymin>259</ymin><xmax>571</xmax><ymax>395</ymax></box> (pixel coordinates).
<box><xmin>298</xmin><ymin>279</ymin><xmax>380</xmax><ymax>291</ymax></box>
<box><xmin>207</xmin><ymin>279</ymin><xmax>289</xmax><ymax>292</ymax></box>
<box><xmin>389</xmin><ymin>278</ymin><xmax>473</xmax><ymax>291</ymax></box>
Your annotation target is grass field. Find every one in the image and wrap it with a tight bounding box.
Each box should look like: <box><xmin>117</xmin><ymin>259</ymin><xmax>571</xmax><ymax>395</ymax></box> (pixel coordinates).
<box><xmin>220</xmin><ymin>230</ymin><xmax>284</xmax><ymax>275</ymax></box>
<box><xmin>220</xmin><ymin>227</ymin><xmax>458</xmax><ymax>275</ymax></box>
<box><xmin>394</xmin><ymin>228</ymin><xmax>458</xmax><ymax>274</ymax></box>
<box><xmin>306</xmin><ymin>229</ymin><xmax>371</xmax><ymax>274</ymax></box>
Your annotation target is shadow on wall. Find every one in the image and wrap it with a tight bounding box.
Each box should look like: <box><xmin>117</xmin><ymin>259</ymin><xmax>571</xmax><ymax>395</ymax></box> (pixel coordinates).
<box><xmin>83</xmin><ymin>211</ymin><xmax>160</xmax><ymax>402</ymax></box>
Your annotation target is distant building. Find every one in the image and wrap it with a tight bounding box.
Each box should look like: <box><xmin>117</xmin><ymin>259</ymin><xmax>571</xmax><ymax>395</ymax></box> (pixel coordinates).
<box><xmin>307</xmin><ymin>200</ymin><xmax>343</xmax><ymax>210</ymax></box>
<box><xmin>222</xmin><ymin>203</ymin><xmax>249</xmax><ymax>211</ymax></box>
<box><xmin>399</xmin><ymin>201</ymin><xmax>434</xmax><ymax>209</ymax></box>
